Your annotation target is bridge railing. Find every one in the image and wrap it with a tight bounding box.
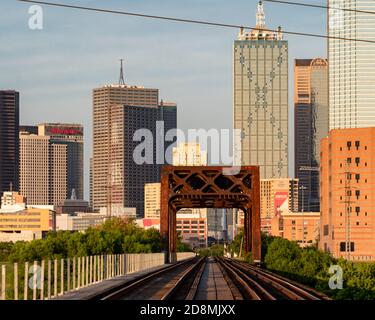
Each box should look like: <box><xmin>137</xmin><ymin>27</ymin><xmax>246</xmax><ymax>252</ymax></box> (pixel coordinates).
<box><xmin>0</xmin><ymin>252</ymin><xmax>194</xmax><ymax>300</ymax></box>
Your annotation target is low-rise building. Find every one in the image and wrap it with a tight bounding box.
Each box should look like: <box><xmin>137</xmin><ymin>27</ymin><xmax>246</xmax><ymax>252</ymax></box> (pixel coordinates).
<box><xmin>56</xmin><ymin>207</ymin><xmax>136</xmax><ymax>232</ymax></box>
<box><xmin>136</xmin><ymin>210</ymin><xmax>208</xmax><ymax>248</ymax></box>
<box><xmin>99</xmin><ymin>206</ymin><xmax>136</xmax><ymax>219</ymax></box>
<box><xmin>56</xmin><ymin>212</ymin><xmax>106</xmax><ymax>231</ymax></box>
<box><xmin>176</xmin><ymin>212</ymin><xmax>207</xmax><ymax>249</ymax></box>
<box><xmin>55</xmin><ymin>189</ymin><xmax>90</xmax><ymax>215</ymax></box>
<box><xmin>1</xmin><ymin>191</ymin><xmax>26</xmax><ymax>209</ymax></box>
<box><xmin>0</xmin><ymin>207</ymin><xmax>55</xmax><ymax>242</ymax></box>
<box><xmin>136</xmin><ymin>218</ymin><xmax>160</xmax><ymax>230</ymax></box>
<box><xmin>271</xmin><ymin>211</ymin><xmax>320</xmax><ymax>247</ymax></box>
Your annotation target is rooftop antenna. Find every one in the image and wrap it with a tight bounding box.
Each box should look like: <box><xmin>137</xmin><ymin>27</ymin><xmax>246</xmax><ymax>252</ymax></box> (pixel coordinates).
<box><xmin>119</xmin><ymin>59</ymin><xmax>125</xmax><ymax>85</ymax></box>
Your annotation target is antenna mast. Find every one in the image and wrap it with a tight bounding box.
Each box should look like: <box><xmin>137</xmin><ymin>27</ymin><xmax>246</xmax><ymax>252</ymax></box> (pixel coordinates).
<box><xmin>256</xmin><ymin>1</ymin><xmax>266</xmax><ymax>28</ymax></box>
<box><xmin>119</xmin><ymin>59</ymin><xmax>125</xmax><ymax>85</ymax></box>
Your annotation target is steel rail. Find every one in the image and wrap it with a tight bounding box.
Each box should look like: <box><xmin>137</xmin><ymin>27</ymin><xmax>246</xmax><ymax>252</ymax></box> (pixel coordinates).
<box><xmin>227</xmin><ymin>259</ymin><xmax>323</xmax><ymax>300</ymax></box>
<box><xmin>216</xmin><ymin>257</ymin><xmax>276</xmax><ymax>300</ymax></box>
<box><xmin>98</xmin><ymin>257</ymin><xmax>198</xmax><ymax>300</ymax></box>
<box><xmin>161</xmin><ymin>257</ymin><xmax>206</xmax><ymax>300</ymax></box>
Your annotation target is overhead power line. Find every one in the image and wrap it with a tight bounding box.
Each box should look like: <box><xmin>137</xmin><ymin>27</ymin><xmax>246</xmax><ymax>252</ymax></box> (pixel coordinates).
<box><xmin>262</xmin><ymin>0</ymin><xmax>375</xmax><ymax>15</ymax></box>
<box><xmin>17</xmin><ymin>0</ymin><xmax>375</xmax><ymax>44</ymax></box>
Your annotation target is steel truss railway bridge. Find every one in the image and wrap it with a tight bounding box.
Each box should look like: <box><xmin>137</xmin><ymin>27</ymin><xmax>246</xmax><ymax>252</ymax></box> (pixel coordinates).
<box><xmin>52</xmin><ymin>166</ymin><xmax>328</xmax><ymax>301</ymax></box>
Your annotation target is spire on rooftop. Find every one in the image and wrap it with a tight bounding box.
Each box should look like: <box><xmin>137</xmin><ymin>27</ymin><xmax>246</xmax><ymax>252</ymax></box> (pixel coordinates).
<box><xmin>256</xmin><ymin>1</ymin><xmax>266</xmax><ymax>29</ymax></box>
<box><xmin>119</xmin><ymin>59</ymin><xmax>125</xmax><ymax>85</ymax></box>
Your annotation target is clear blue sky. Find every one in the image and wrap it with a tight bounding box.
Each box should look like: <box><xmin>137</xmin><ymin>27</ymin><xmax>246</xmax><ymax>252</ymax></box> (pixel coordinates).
<box><xmin>1</xmin><ymin>0</ymin><xmax>326</xmax><ymax>200</ymax></box>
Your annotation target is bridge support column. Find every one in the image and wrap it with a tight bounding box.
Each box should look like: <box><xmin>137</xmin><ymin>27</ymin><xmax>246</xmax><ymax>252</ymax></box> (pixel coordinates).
<box><xmin>251</xmin><ymin>167</ymin><xmax>261</xmax><ymax>264</ymax></box>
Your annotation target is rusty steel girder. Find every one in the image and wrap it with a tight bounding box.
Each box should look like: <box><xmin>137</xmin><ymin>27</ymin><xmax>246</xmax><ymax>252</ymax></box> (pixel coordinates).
<box><xmin>160</xmin><ymin>166</ymin><xmax>261</xmax><ymax>263</ymax></box>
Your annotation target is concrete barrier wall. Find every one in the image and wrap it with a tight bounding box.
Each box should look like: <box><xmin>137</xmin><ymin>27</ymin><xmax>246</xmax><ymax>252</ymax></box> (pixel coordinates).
<box><xmin>176</xmin><ymin>252</ymin><xmax>196</xmax><ymax>261</ymax></box>
<box><xmin>125</xmin><ymin>253</ymin><xmax>165</xmax><ymax>274</ymax></box>
<box><xmin>0</xmin><ymin>252</ymin><xmax>197</xmax><ymax>300</ymax></box>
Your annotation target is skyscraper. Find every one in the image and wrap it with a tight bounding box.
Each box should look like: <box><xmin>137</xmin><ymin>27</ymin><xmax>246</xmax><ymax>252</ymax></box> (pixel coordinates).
<box><xmin>92</xmin><ymin>84</ymin><xmax>158</xmax><ymax>214</ymax></box>
<box><xmin>19</xmin><ymin>132</ymin><xmax>67</xmax><ymax>205</ymax></box>
<box><xmin>144</xmin><ymin>182</ymin><xmax>161</xmax><ymax>219</ymax></box>
<box><xmin>260</xmin><ymin>178</ymin><xmax>299</xmax><ymax>234</ymax></box>
<box><xmin>89</xmin><ymin>157</ymin><xmax>93</xmax><ymax>208</ymax></box>
<box><xmin>38</xmin><ymin>123</ymin><xmax>84</xmax><ymax>200</ymax></box>
<box><xmin>294</xmin><ymin>58</ymin><xmax>328</xmax><ymax>212</ymax></box>
<box><xmin>328</xmin><ymin>0</ymin><xmax>375</xmax><ymax>129</ymax></box>
<box><xmin>0</xmin><ymin>90</ymin><xmax>19</xmax><ymax>195</ymax></box>
<box><xmin>92</xmin><ymin>72</ymin><xmax>177</xmax><ymax>217</ymax></box>
<box><xmin>233</xmin><ymin>1</ymin><xmax>288</xmax><ymax>178</ymax></box>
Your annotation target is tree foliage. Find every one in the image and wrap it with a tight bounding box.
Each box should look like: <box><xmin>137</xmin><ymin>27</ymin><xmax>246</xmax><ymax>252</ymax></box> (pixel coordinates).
<box><xmin>228</xmin><ymin>230</ymin><xmax>244</xmax><ymax>257</ymax></box>
<box><xmin>2</xmin><ymin>218</ymin><xmax>167</xmax><ymax>263</ymax></box>
<box><xmin>176</xmin><ymin>232</ymin><xmax>192</xmax><ymax>252</ymax></box>
<box><xmin>0</xmin><ymin>242</ymin><xmax>14</xmax><ymax>262</ymax></box>
<box><xmin>198</xmin><ymin>244</ymin><xmax>224</xmax><ymax>257</ymax></box>
<box><xmin>263</xmin><ymin>235</ymin><xmax>375</xmax><ymax>300</ymax></box>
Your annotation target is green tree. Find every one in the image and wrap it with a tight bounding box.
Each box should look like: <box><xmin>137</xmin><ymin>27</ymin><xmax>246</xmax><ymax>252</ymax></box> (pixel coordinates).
<box><xmin>0</xmin><ymin>242</ymin><xmax>14</xmax><ymax>262</ymax></box>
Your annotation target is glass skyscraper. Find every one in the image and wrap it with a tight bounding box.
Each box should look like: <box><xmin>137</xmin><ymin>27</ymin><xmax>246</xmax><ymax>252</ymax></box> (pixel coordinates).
<box><xmin>0</xmin><ymin>90</ymin><xmax>19</xmax><ymax>195</ymax></box>
<box><xmin>294</xmin><ymin>58</ymin><xmax>328</xmax><ymax>212</ymax></box>
<box><xmin>329</xmin><ymin>0</ymin><xmax>375</xmax><ymax>129</ymax></box>
<box><xmin>233</xmin><ymin>1</ymin><xmax>288</xmax><ymax>178</ymax></box>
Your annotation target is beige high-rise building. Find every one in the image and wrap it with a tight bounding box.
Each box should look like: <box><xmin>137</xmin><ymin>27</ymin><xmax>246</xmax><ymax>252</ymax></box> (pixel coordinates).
<box><xmin>144</xmin><ymin>183</ymin><xmax>161</xmax><ymax>219</ymax></box>
<box><xmin>92</xmin><ymin>81</ymin><xmax>176</xmax><ymax>216</ymax></box>
<box><xmin>19</xmin><ymin>132</ymin><xmax>67</xmax><ymax>205</ymax></box>
<box><xmin>234</xmin><ymin>1</ymin><xmax>288</xmax><ymax>178</ymax></box>
<box><xmin>172</xmin><ymin>142</ymin><xmax>208</xmax><ymax>166</ymax></box>
<box><xmin>93</xmin><ymin>84</ymin><xmax>159</xmax><ymax>211</ymax></box>
<box><xmin>38</xmin><ymin>123</ymin><xmax>84</xmax><ymax>199</ymax></box>
<box><xmin>50</xmin><ymin>144</ymin><xmax>68</xmax><ymax>205</ymax></box>
<box><xmin>260</xmin><ymin>178</ymin><xmax>298</xmax><ymax>234</ymax></box>
<box><xmin>260</xmin><ymin>178</ymin><xmax>299</xmax><ymax>219</ymax></box>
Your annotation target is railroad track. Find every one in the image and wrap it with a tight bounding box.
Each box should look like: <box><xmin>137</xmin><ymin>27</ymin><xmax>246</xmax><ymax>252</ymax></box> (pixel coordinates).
<box><xmin>98</xmin><ymin>256</ymin><xmax>205</xmax><ymax>300</ymax></box>
<box><xmin>96</xmin><ymin>256</ymin><xmax>244</xmax><ymax>300</ymax></box>
<box><xmin>217</xmin><ymin>257</ymin><xmax>330</xmax><ymax>300</ymax></box>
<box><xmin>90</xmin><ymin>255</ymin><xmax>329</xmax><ymax>300</ymax></box>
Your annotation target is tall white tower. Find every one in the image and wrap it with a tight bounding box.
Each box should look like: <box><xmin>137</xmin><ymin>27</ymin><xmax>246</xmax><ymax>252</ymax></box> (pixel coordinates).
<box><xmin>328</xmin><ymin>0</ymin><xmax>375</xmax><ymax>129</ymax></box>
<box><xmin>234</xmin><ymin>1</ymin><xmax>289</xmax><ymax>178</ymax></box>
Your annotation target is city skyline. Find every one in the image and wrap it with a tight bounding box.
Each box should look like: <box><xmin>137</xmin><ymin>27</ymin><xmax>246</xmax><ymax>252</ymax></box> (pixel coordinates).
<box><xmin>1</xmin><ymin>0</ymin><xmax>375</xmax><ymax>303</ymax></box>
<box><xmin>2</xmin><ymin>0</ymin><xmax>327</xmax><ymax>200</ymax></box>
